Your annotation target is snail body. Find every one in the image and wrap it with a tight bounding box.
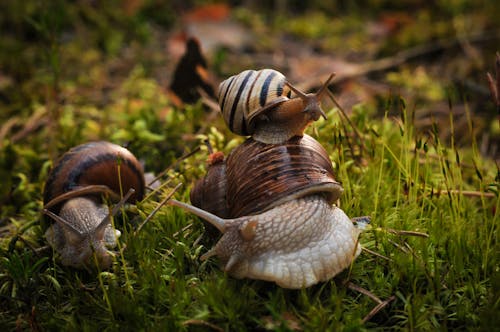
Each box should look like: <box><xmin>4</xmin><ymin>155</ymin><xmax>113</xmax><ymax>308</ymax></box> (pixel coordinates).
<box><xmin>43</xmin><ymin>141</ymin><xmax>145</xmax><ymax>270</ymax></box>
<box><xmin>218</xmin><ymin>69</ymin><xmax>334</xmax><ymax>144</ymax></box>
<box><xmin>170</xmin><ymin>195</ymin><xmax>361</xmax><ymax>289</ymax></box>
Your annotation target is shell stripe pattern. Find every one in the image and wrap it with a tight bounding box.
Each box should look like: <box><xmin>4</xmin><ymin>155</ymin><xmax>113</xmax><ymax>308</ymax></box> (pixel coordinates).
<box><xmin>226</xmin><ymin>135</ymin><xmax>343</xmax><ymax>217</ymax></box>
<box><xmin>229</xmin><ymin>70</ymin><xmax>253</xmax><ymax>135</ymax></box>
<box><xmin>43</xmin><ymin>141</ymin><xmax>145</xmax><ymax>211</ymax></box>
<box><xmin>218</xmin><ymin>69</ymin><xmax>289</xmax><ymax>135</ymax></box>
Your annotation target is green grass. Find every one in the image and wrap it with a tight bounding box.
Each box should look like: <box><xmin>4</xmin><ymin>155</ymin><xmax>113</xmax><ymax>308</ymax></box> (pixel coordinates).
<box><xmin>0</xmin><ymin>89</ymin><xmax>497</xmax><ymax>330</ymax></box>
<box><xmin>0</xmin><ymin>1</ymin><xmax>499</xmax><ymax>331</ymax></box>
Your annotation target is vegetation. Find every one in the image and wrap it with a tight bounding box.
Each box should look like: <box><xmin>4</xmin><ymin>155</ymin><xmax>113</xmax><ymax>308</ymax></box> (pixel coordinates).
<box><xmin>0</xmin><ymin>1</ymin><xmax>498</xmax><ymax>331</ymax></box>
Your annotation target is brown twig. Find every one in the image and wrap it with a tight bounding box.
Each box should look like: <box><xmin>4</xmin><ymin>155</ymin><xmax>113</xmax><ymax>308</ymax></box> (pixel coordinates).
<box><xmin>346</xmin><ymin>281</ymin><xmax>382</xmax><ymax>304</ymax></box>
<box><xmin>0</xmin><ymin>117</ymin><xmax>19</xmax><ymax>145</ymax></box>
<box><xmin>387</xmin><ymin>239</ymin><xmax>410</xmax><ymax>254</ymax></box>
<box><xmin>429</xmin><ymin>189</ymin><xmax>496</xmax><ymax>198</ymax></box>
<box><xmin>135</xmin><ymin>183</ymin><xmax>182</xmax><ymax>235</ymax></box>
<box><xmin>196</xmin><ymin>86</ymin><xmax>223</xmax><ymax>137</ymax></box>
<box><xmin>361</xmin><ymin>296</ymin><xmax>396</xmax><ymax>324</ymax></box>
<box><xmin>386</xmin><ymin>228</ymin><xmax>430</xmax><ymax>238</ymax></box>
<box><xmin>326</xmin><ymin>88</ymin><xmax>367</xmax><ymax>155</ymax></box>
<box><xmin>361</xmin><ymin>247</ymin><xmax>393</xmax><ymax>262</ymax></box>
<box><xmin>345</xmin><ymin>281</ymin><xmax>396</xmax><ymax>323</ymax></box>
<box><xmin>299</xmin><ymin>30</ymin><xmax>500</xmax><ymax>92</ymax></box>
<box><xmin>486</xmin><ymin>51</ymin><xmax>500</xmax><ymax>126</ymax></box>
<box><xmin>0</xmin><ymin>108</ymin><xmax>50</xmax><ymax>148</ymax></box>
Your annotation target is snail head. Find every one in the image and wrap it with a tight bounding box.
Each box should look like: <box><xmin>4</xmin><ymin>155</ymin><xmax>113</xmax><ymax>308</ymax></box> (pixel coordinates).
<box><xmin>285</xmin><ymin>73</ymin><xmax>335</xmax><ymax>121</ymax></box>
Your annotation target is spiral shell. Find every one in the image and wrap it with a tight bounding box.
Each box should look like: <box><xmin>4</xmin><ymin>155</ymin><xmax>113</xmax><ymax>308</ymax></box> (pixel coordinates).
<box><xmin>43</xmin><ymin>141</ymin><xmax>145</xmax><ymax>213</ymax></box>
<box><xmin>190</xmin><ymin>134</ymin><xmax>343</xmax><ymax>219</ymax></box>
<box><xmin>226</xmin><ymin>134</ymin><xmax>342</xmax><ymax>217</ymax></box>
<box><xmin>190</xmin><ymin>151</ymin><xmax>228</xmax><ymax>219</ymax></box>
<box><xmin>218</xmin><ymin>69</ymin><xmax>291</xmax><ymax>136</ymax></box>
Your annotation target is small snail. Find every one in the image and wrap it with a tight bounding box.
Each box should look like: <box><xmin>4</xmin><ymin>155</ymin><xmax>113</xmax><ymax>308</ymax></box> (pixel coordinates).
<box><xmin>178</xmin><ymin>135</ymin><xmax>361</xmax><ymax>288</ymax></box>
<box><xmin>42</xmin><ymin>141</ymin><xmax>145</xmax><ymax>270</ymax></box>
<box><xmin>218</xmin><ymin>69</ymin><xmax>334</xmax><ymax>144</ymax></box>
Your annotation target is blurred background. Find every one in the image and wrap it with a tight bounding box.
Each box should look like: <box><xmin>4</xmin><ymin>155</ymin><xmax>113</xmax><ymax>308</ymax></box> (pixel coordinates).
<box><xmin>1</xmin><ymin>0</ymin><xmax>499</xmax><ymax>160</ymax></box>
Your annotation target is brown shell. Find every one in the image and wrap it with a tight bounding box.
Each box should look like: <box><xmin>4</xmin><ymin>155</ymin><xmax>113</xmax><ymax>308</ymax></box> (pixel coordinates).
<box><xmin>43</xmin><ymin>141</ymin><xmax>145</xmax><ymax>213</ymax></box>
<box><xmin>225</xmin><ymin>134</ymin><xmax>343</xmax><ymax>218</ymax></box>
<box><xmin>190</xmin><ymin>152</ymin><xmax>229</xmax><ymax>219</ymax></box>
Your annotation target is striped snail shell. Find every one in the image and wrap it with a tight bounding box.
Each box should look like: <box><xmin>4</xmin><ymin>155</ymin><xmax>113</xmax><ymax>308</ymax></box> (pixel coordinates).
<box><xmin>218</xmin><ymin>69</ymin><xmax>334</xmax><ymax>144</ymax></box>
<box><xmin>43</xmin><ymin>141</ymin><xmax>145</xmax><ymax>270</ymax></box>
<box><xmin>218</xmin><ymin>69</ymin><xmax>291</xmax><ymax>137</ymax></box>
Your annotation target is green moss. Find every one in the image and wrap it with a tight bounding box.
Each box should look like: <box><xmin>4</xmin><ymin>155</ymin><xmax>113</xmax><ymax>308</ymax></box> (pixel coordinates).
<box><xmin>0</xmin><ymin>1</ymin><xmax>499</xmax><ymax>330</ymax></box>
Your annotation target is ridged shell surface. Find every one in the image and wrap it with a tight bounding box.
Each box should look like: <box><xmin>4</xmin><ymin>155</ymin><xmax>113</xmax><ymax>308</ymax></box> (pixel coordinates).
<box><xmin>43</xmin><ymin>141</ymin><xmax>145</xmax><ymax>213</ymax></box>
<box><xmin>190</xmin><ymin>157</ymin><xmax>228</xmax><ymax>219</ymax></box>
<box><xmin>225</xmin><ymin>134</ymin><xmax>343</xmax><ymax>217</ymax></box>
<box><xmin>217</xmin><ymin>69</ymin><xmax>291</xmax><ymax>136</ymax></box>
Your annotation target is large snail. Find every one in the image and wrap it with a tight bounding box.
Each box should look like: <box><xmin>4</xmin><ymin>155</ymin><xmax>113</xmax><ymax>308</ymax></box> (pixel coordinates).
<box><xmin>42</xmin><ymin>141</ymin><xmax>145</xmax><ymax>270</ymax></box>
<box><xmin>172</xmin><ymin>134</ymin><xmax>362</xmax><ymax>289</ymax></box>
<box><xmin>218</xmin><ymin>69</ymin><xmax>334</xmax><ymax>144</ymax></box>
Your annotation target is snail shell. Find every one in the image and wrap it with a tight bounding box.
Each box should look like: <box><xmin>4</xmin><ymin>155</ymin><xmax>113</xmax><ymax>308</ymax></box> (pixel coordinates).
<box><xmin>226</xmin><ymin>134</ymin><xmax>342</xmax><ymax>217</ymax></box>
<box><xmin>43</xmin><ymin>141</ymin><xmax>145</xmax><ymax>270</ymax></box>
<box><xmin>218</xmin><ymin>69</ymin><xmax>334</xmax><ymax>144</ymax></box>
<box><xmin>190</xmin><ymin>151</ymin><xmax>228</xmax><ymax>219</ymax></box>
<box><xmin>218</xmin><ymin>69</ymin><xmax>291</xmax><ymax>137</ymax></box>
<box><xmin>44</xmin><ymin>141</ymin><xmax>144</xmax><ymax>209</ymax></box>
<box><xmin>190</xmin><ymin>134</ymin><xmax>343</xmax><ymax>219</ymax></box>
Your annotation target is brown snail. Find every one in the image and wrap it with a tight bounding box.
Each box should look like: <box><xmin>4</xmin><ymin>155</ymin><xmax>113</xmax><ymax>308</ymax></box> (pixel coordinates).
<box><xmin>42</xmin><ymin>141</ymin><xmax>145</xmax><ymax>270</ymax></box>
<box><xmin>218</xmin><ymin>69</ymin><xmax>334</xmax><ymax>144</ymax></box>
<box><xmin>175</xmin><ymin>134</ymin><xmax>361</xmax><ymax>289</ymax></box>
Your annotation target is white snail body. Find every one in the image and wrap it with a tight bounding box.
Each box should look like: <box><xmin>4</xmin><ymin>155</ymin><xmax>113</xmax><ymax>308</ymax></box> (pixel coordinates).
<box><xmin>44</xmin><ymin>197</ymin><xmax>119</xmax><ymax>269</ymax></box>
<box><xmin>170</xmin><ymin>195</ymin><xmax>361</xmax><ymax>289</ymax></box>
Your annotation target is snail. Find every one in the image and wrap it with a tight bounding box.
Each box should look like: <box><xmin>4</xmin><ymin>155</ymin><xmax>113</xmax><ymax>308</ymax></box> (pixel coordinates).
<box><xmin>42</xmin><ymin>141</ymin><xmax>145</xmax><ymax>270</ymax></box>
<box><xmin>175</xmin><ymin>134</ymin><xmax>361</xmax><ymax>289</ymax></box>
<box><xmin>218</xmin><ymin>69</ymin><xmax>334</xmax><ymax>144</ymax></box>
